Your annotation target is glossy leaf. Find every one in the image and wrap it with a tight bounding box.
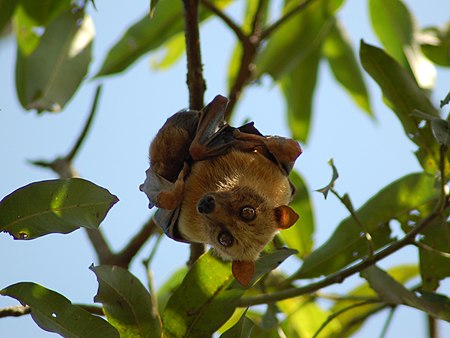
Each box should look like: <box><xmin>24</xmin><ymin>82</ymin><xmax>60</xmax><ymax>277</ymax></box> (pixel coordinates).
<box><xmin>420</xmin><ymin>24</ymin><xmax>450</xmax><ymax>66</ymax></box>
<box><xmin>298</xmin><ymin>173</ymin><xmax>439</xmax><ymax>278</ymax></box>
<box><xmin>0</xmin><ymin>0</ymin><xmax>18</xmax><ymax>33</ymax></box>
<box><xmin>323</xmin><ymin>20</ymin><xmax>372</xmax><ymax>115</ymax></box>
<box><xmin>0</xmin><ymin>282</ymin><xmax>119</xmax><ymax>338</ymax></box>
<box><xmin>280</xmin><ymin>40</ymin><xmax>321</xmax><ymax>143</ymax></box>
<box><xmin>162</xmin><ymin>252</ymin><xmax>242</xmax><ymax>338</ymax></box>
<box><xmin>331</xmin><ymin>265</ymin><xmax>418</xmax><ymax>337</ymax></box>
<box><xmin>255</xmin><ymin>0</ymin><xmax>343</xmax><ymax>80</ymax></box>
<box><xmin>360</xmin><ymin>41</ymin><xmax>441</xmax><ymax>173</ymax></box>
<box><xmin>220</xmin><ymin>312</ymin><xmax>255</xmax><ymax>338</ymax></box>
<box><xmin>0</xmin><ymin>178</ymin><xmax>118</xmax><ymax>240</ymax></box>
<box><xmin>361</xmin><ymin>265</ymin><xmax>450</xmax><ymax>321</ymax></box>
<box><xmin>91</xmin><ymin>265</ymin><xmax>161</xmax><ymax>338</ymax></box>
<box><xmin>369</xmin><ymin>0</ymin><xmax>435</xmax><ymax>89</ymax></box>
<box><xmin>96</xmin><ymin>0</ymin><xmax>230</xmax><ymax>77</ymax></box>
<box><xmin>16</xmin><ymin>10</ymin><xmax>94</xmax><ymax>112</ymax></box>
<box><xmin>279</xmin><ymin>171</ymin><xmax>315</xmax><ymax>258</ymax></box>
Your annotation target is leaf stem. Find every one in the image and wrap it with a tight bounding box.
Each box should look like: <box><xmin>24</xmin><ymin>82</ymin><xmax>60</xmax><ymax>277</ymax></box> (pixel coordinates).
<box><xmin>379</xmin><ymin>307</ymin><xmax>396</xmax><ymax>338</ymax></box>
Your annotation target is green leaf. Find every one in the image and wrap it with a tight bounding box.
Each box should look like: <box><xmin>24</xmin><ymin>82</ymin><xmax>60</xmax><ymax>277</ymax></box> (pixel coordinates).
<box><xmin>96</xmin><ymin>0</ymin><xmax>230</xmax><ymax>77</ymax></box>
<box><xmin>220</xmin><ymin>312</ymin><xmax>255</xmax><ymax>338</ymax></box>
<box><xmin>19</xmin><ymin>0</ymin><xmax>71</xmax><ymax>26</ymax></box>
<box><xmin>279</xmin><ymin>171</ymin><xmax>315</xmax><ymax>258</ymax></box>
<box><xmin>369</xmin><ymin>0</ymin><xmax>435</xmax><ymax>89</ymax></box>
<box><xmin>91</xmin><ymin>265</ymin><xmax>161</xmax><ymax>338</ymax></box>
<box><xmin>13</xmin><ymin>5</ymin><xmax>41</xmax><ymax>56</ymax></box>
<box><xmin>418</xmin><ymin>215</ymin><xmax>450</xmax><ymax>291</ymax></box>
<box><xmin>0</xmin><ymin>178</ymin><xmax>118</xmax><ymax>240</ymax></box>
<box><xmin>0</xmin><ymin>282</ymin><xmax>119</xmax><ymax>337</ymax></box>
<box><xmin>420</xmin><ymin>23</ymin><xmax>450</xmax><ymax>67</ymax></box>
<box><xmin>361</xmin><ymin>265</ymin><xmax>450</xmax><ymax>321</ymax></box>
<box><xmin>15</xmin><ymin>9</ymin><xmax>94</xmax><ymax>112</ymax></box>
<box><xmin>331</xmin><ymin>265</ymin><xmax>418</xmax><ymax>337</ymax></box>
<box><xmin>162</xmin><ymin>252</ymin><xmax>242</xmax><ymax>338</ymax></box>
<box><xmin>149</xmin><ymin>0</ymin><xmax>160</xmax><ymax>18</ymax></box>
<box><xmin>323</xmin><ymin>19</ymin><xmax>372</xmax><ymax>115</ymax></box>
<box><xmin>157</xmin><ymin>267</ymin><xmax>188</xmax><ymax>311</ymax></box>
<box><xmin>280</xmin><ymin>40</ymin><xmax>321</xmax><ymax>143</ymax></box>
<box><xmin>298</xmin><ymin>172</ymin><xmax>439</xmax><ymax>278</ymax></box>
<box><xmin>255</xmin><ymin>0</ymin><xmax>342</xmax><ymax>80</ymax></box>
<box><xmin>360</xmin><ymin>41</ymin><xmax>441</xmax><ymax>173</ymax></box>
<box><xmin>150</xmin><ymin>33</ymin><xmax>185</xmax><ymax>70</ymax></box>
<box><xmin>0</xmin><ymin>0</ymin><xmax>18</xmax><ymax>33</ymax></box>
<box><xmin>411</xmin><ymin>110</ymin><xmax>450</xmax><ymax>146</ymax></box>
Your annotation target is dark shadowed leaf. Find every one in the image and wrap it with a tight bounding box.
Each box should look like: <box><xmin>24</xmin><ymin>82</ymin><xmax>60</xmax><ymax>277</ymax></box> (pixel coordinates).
<box><xmin>360</xmin><ymin>41</ymin><xmax>441</xmax><ymax>173</ymax></box>
<box><xmin>411</xmin><ymin>110</ymin><xmax>450</xmax><ymax>146</ymax></box>
<box><xmin>220</xmin><ymin>312</ymin><xmax>255</xmax><ymax>338</ymax></box>
<box><xmin>418</xmin><ymin>215</ymin><xmax>450</xmax><ymax>291</ymax></box>
<box><xmin>255</xmin><ymin>0</ymin><xmax>343</xmax><ymax>80</ymax></box>
<box><xmin>0</xmin><ymin>0</ymin><xmax>18</xmax><ymax>33</ymax></box>
<box><xmin>279</xmin><ymin>171</ymin><xmax>315</xmax><ymax>258</ymax></box>
<box><xmin>157</xmin><ymin>267</ymin><xmax>188</xmax><ymax>310</ymax></box>
<box><xmin>298</xmin><ymin>173</ymin><xmax>439</xmax><ymax>278</ymax></box>
<box><xmin>91</xmin><ymin>265</ymin><xmax>161</xmax><ymax>337</ymax></box>
<box><xmin>96</xmin><ymin>0</ymin><xmax>230</xmax><ymax>77</ymax></box>
<box><xmin>323</xmin><ymin>19</ymin><xmax>372</xmax><ymax>115</ymax></box>
<box><xmin>149</xmin><ymin>0</ymin><xmax>160</xmax><ymax>18</ymax></box>
<box><xmin>361</xmin><ymin>265</ymin><xmax>450</xmax><ymax>321</ymax></box>
<box><xmin>368</xmin><ymin>0</ymin><xmax>435</xmax><ymax>89</ymax></box>
<box><xmin>19</xmin><ymin>0</ymin><xmax>71</xmax><ymax>26</ymax></box>
<box><xmin>420</xmin><ymin>23</ymin><xmax>450</xmax><ymax>67</ymax></box>
<box><xmin>0</xmin><ymin>282</ymin><xmax>119</xmax><ymax>338</ymax></box>
<box><xmin>15</xmin><ymin>10</ymin><xmax>94</xmax><ymax>112</ymax></box>
<box><xmin>0</xmin><ymin>178</ymin><xmax>118</xmax><ymax>240</ymax></box>
<box><xmin>280</xmin><ymin>41</ymin><xmax>321</xmax><ymax>143</ymax></box>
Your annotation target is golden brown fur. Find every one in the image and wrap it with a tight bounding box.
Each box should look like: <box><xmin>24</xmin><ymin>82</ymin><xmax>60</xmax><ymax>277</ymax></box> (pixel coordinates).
<box><xmin>178</xmin><ymin>150</ymin><xmax>292</xmax><ymax>262</ymax></box>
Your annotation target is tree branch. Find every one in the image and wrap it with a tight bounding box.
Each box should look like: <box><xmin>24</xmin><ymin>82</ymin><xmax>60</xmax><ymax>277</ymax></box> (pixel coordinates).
<box><xmin>238</xmin><ymin>209</ymin><xmax>443</xmax><ymax>307</ymax></box>
<box><xmin>183</xmin><ymin>0</ymin><xmax>206</xmax><ymax>264</ymax></box>
<box><xmin>183</xmin><ymin>0</ymin><xmax>205</xmax><ymax>111</ymax></box>
<box><xmin>0</xmin><ymin>304</ymin><xmax>103</xmax><ymax>318</ymax></box>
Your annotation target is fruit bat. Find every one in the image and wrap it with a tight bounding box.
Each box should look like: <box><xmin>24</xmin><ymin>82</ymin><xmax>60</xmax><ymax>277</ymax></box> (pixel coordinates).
<box><xmin>140</xmin><ymin>95</ymin><xmax>302</xmax><ymax>286</ymax></box>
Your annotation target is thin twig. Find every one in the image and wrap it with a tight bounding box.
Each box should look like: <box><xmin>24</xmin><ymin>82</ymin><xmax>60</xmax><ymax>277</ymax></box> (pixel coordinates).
<box><xmin>260</xmin><ymin>0</ymin><xmax>318</xmax><ymax>40</ymax></box>
<box><xmin>413</xmin><ymin>241</ymin><xmax>450</xmax><ymax>259</ymax></box>
<box><xmin>427</xmin><ymin>314</ymin><xmax>438</xmax><ymax>338</ymax></box>
<box><xmin>201</xmin><ymin>0</ymin><xmax>248</xmax><ymax>43</ymax></box>
<box><xmin>238</xmin><ymin>208</ymin><xmax>443</xmax><ymax>307</ymax></box>
<box><xmin>0</xmin><ymin>304</ymin><xmax>103</xmax><ymax>318</ymax></box>
<box><xmin>66</xmin><ymin>85</ymin><xmax>102</xmax><ymax>162</ymax></box>
<box><xmin>250</xmin><ymin>0</ymin><xmax>268</xmax><ymax>36</ymax></box>
<box><xmin>379</xmin><ymin>307</ymin><xmax>396</xmax><ymax>338</ymax></box>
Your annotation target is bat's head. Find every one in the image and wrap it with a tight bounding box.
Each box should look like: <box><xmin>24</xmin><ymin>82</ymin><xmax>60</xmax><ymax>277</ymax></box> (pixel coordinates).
<box><xmin>178</xmin><ymin>151</ymin><xmax>299</xmax><ymax>286</ymax></box>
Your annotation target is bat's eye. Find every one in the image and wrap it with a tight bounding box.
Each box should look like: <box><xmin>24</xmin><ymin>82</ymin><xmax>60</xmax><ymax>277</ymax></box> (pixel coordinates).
<box><xmin>218</xmin><ymin>231</ymin><xmax>234</xmax><ymax>247</ymax></box>
<box><xmin>239</xmin><ymin>206</ymin><xmax>256</xmax><ymax>221</ymax></box>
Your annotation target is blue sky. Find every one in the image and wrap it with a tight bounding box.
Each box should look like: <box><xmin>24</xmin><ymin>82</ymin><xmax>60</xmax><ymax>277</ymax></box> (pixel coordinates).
<box><xmin>0</xmin><ymin>0</ymin><xmax>449</xmax><ymax>337</ymax></box>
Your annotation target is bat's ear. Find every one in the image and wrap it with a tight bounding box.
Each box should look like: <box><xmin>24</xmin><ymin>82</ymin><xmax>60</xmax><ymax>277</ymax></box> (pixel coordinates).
<box><xmin>275</xmin><ymin>205</ymin><xmax>299</xmax><ymax>230</ymax></box>
<box><xmin>232</xmin><ymin>260</ymin><xmax>255</xmax><ymax>287</ymax></box>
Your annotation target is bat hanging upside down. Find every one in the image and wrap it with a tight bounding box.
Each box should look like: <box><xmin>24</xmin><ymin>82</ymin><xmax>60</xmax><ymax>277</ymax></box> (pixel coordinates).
<box><xmin>140</xmin><ymin>95</ymin><xmax>302</xmax><ymax>286</ymax></box>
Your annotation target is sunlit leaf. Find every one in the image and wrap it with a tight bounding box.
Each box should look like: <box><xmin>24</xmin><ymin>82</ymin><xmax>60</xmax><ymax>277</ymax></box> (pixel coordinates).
<box><xmin>220</xmin><ymin>311</ymin><xmax>255</xmax><ymax>338</ymax></box>
<box><xmin>280</xmin><ymin>40</ymin><xmax>321</xmax><ymax>143</ymax></box>
<box><xmin>360</xmin><ymin>41</ymin><xmax>441</xmax><ymax>173</ymax></box>
<box><xmin>91</xmin><ymin>265</ymin><xmax>161</xmax><ymax>338</ymax></box>
<box><xmin>255</xmin><ymin>0</ymin><xmax>343</xmax><ymax>79</ymax></box>
<box><xmin>157</xmin><ymin>266</ymin><xmax>188</xmax><ymax>310</ymax></box>
<box><xmin>16</xmin><ymin>10</ymin><xmax>94</xmax><ymax>112</ymax></box>
<box><xmin>0</xmin><ymin>178</ymin><xmax>118</xmax><ymax>240</ymax></box>
<box><xmin>419</xmin><ymin>23</ymin><xmax>450</xmax><ymax>67</ymax></box>
<box><xmin>0</xmin><ymin>282</ymin><xmax>119</xmax><ymax>337</ymax></box>
<box><xmin>369</xmin><ymin>0</ymin><xmax>436</xmax><ymax>89</ymax></box>
<box><xmin>96</xmin><ymin>0</ymin><xmax>230</xmax><ymax>77</ymax></box>
<box><xmin>298</xmin><ymin>173</ymin><xmax>439</xmax><ymax>278</ymax></box>
<box><xmin>162</xmin><ymin>252</ymin><xmax>242</xmax><ymax>338</ymax></box>
<box><xmin>361</xmin><ymin>265</ymin><xmax>450</xmax><ymax>321</ymax></box>
<box><xmin>323</xmin><ymin>19</ymin><xmax>372</xmax><ymax>115</ymax></box>
<box><xmin>279</xmin><ymin>171</ymin><xmax>315</xmax><ymax>258</ymax></box>
<box><xmin>150</xmin><ymin>33</ymin><xmax>185</xmax><ymax>69</ymax></box>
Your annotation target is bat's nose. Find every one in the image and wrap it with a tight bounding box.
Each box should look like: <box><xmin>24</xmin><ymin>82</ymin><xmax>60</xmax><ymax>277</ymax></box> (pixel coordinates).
<box><xmin>197</xmin><ymin>194</ymin><xmax>215</xmax><ymax>214</ymax></box>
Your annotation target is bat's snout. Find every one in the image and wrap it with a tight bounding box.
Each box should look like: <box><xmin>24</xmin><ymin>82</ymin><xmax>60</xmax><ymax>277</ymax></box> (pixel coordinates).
<box><xmin>197</xmin><ymin>194</ymin><xmax>215</xmax><ymax>214</ymax></box>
